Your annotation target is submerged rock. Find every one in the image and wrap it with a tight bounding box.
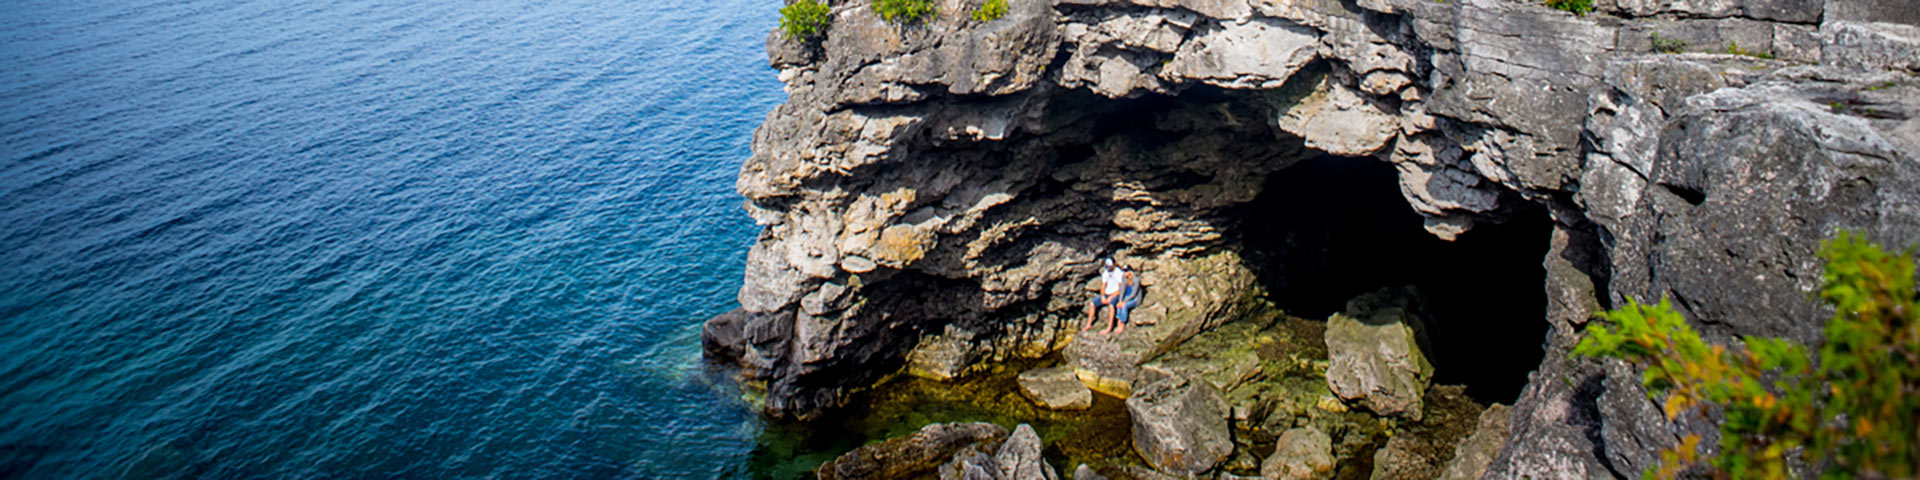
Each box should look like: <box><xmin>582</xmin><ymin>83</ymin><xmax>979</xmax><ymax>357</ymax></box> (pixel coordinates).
<box><xmin>1125</xmin><ymin>375</ymin><xmax>1233</xmax><ymax>476</ymax></box>
<box><xmin>1323</xmin><ymin>288</ymin><xmax>1434</xmax><ymax>420</ymax></box>
<box><xmin>1018</xmin><ymin>366</ymin><xmax>1093</xmax><ymax>410</ymax></box>
<box><xmin>1260</xmin><ymin>427</ymin><xmax>1335</xmax><ymax>480</ymax></box>
<box><xmin>818</xmin><ymin>422</ymin><xmax>1008</xmax><ymax>480</ymax></box>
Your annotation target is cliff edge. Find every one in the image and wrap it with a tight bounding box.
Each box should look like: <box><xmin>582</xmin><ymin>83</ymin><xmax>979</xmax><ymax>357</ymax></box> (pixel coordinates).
<box><xmin>706</xmin><ymin>0</ymin><xmax>1919</xmax><ymax>477</ymax></box>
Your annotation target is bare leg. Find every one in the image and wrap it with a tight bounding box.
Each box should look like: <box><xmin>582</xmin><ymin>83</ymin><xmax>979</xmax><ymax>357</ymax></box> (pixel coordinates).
<box><xmin>1099</xmin><ymin>306</ymin><xmax>1116</xmax><ymax>334</ymax></box>
<box><xmin>1082</xmin><ymin>301</ymin><xmax>1097</xmax><ymax>332</ymax></box>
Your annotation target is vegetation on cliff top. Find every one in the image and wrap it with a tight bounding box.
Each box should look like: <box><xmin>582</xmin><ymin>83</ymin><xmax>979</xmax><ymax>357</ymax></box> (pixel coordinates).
<box><xmin>1546</xmin><ymin>0</ymin><xmax>1594</xmax><ymax>15</ymax></box>
<box><xmin>780</xmin><ymin>0</ymin><xmax>831</xmax><ymax>41</ymax></box>
<box><xmin>1573</xmin><ymin>231</ymin><xmax>1919</xmax><ymax>479</ymax></box>
<box><xmin>971</xmin><ymin>0</ymin><xmax>1008</xmax><ymax>22</ymax></box>
<box><xmin>874</xmin><ymin>0</ymin><xmax>937</xmax><ymax>24</ymax></box>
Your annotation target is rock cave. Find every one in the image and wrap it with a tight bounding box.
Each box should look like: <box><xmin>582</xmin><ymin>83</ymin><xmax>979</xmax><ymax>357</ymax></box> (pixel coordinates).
<box><xmin>706</xmin><ymin>0</ymin><xmax>1920</xmax><ymax>477</ymax></box>
<box><xmin>1237</xmin><ymin>153</ymin><xmax>1552</xmax><ymax>404</ymax></box>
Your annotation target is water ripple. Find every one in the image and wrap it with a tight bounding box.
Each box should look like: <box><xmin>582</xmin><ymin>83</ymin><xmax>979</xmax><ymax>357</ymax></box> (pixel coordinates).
<box><xmin>0</xmin><ymin>0</ymin><xmax>782</xmax><ymax>477</ymax></box>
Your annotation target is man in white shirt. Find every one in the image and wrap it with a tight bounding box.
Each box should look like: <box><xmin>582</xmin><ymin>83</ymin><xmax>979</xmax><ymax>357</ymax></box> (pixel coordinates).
<box><xmin>1082</xmin><ymin>258</ymin><xmax>1139</xmax><ymax>335</ymax></box>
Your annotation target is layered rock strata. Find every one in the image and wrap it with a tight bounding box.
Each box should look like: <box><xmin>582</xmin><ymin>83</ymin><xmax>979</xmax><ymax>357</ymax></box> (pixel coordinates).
<box><xmin>707</xmin><ymin>0</ymin><xmax>1920</xmax><ymax>476</ymax></box>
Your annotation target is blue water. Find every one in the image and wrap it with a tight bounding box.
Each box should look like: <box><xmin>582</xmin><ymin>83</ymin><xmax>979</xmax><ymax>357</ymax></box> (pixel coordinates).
<box><xmin>0</xmin><ymin>0</ymin><xmax>784</xmax><ymax>477</ymax></box>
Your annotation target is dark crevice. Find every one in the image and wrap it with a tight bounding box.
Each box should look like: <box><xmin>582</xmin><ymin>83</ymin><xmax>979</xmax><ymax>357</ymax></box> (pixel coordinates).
<box><xmin>1660</xmin><ymin>182</ymin><xmax>1706</xmax><ymax>206</ymax></box>
<box><xmin>1235</xmin><ymin>155</ymin><xmax>1553</xmax><ymax>404</ymax></box>
<box><xmin>1576</xmin><ymin>373</ymin><xmax>1629</xmax><ymax>480</ymax></box>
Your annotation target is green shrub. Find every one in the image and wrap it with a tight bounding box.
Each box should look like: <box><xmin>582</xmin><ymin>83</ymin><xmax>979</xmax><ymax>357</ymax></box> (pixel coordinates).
<box><xmin>971</xmin><ymin>0</ymin><xmax>1007</xmax><ymax>22</ymax></box>
<box><xmin>874</xmin><ymin>0</ymin><xmax>936</xmax><ymax>24</ymax></box>
<box><xmin>1547</xmin><ymin>0</ymin><xmax>1593</xmax><ymax>15</ymax></box>
<box><xmin>1573</xmin><ymin>231</ymin><xmax>1919</xmax><ymax>479</ymax></box>
<box><xmin>779</xmin><ymin>0</ymin><xmax>832</xmax><ymax>41</ymax></box>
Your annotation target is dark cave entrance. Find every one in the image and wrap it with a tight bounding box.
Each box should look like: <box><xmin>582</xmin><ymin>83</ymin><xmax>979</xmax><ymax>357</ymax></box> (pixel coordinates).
<box><xmin>1235</xmin><ymin>155</ymin><xmax>1552</xmax><ymax>404</ymax></box>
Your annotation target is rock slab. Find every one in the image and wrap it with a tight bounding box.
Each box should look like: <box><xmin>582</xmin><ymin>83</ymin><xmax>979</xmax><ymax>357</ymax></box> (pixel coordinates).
<box><xmin>818</xmin><ymin>422</ymin><xmax>1009</xmax><ymax>480</ymax></box>
<box><xmin>1019</xmin><ymin>365</ymin><xmax>1095</xmax><ymax>410</ymax></box>
<box><xmin>1125</xmin><ymin>375</ymin><xmax>1234</xmax><ymax>476</ymax></box>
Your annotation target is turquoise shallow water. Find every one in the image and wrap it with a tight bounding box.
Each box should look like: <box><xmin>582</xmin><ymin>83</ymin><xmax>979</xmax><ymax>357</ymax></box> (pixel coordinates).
<box><xmin>1</xmin><ymin>0</ymin><xmax>783</xmax><ymax>477</ymax></box>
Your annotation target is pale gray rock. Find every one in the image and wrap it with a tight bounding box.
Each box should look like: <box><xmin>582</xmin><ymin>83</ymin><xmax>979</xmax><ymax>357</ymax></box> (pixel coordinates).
<box><xmin>1162</xmin><ymin>18</ymin><xmax>1319</xmax><ymax>90</ymax></box>
<box><xmin>1072</xmin><ymin>464</ymin><xmax>1106</xmax><ymax>480</ymax></box>
<box><xmin>1018</xmin><ymin>366</ymin><xmax>1094</xmax><ymax>410</ymax></box>
<box><xmin>1126</xmin><ymin>375</ymin><xmax>1234</xmax><ymax>476</ymax></box>
<box><xmin>939</xmin><ymin>451</ymin><xmax>1002</xmax><ymax>480</ymax></box>
<box><xmin>994</xmin><ymin>424</ymin><xmax>1059</xmax><ymax>480</ymax></box>
<box><xmin>1260</xmin><ymin>427</ymin><xmax>1335</xmax><ymax>480</ymax></box>
<box><xmin>1826</xmin><ymin>0</ymin><xmax>1920</xmax><ymax>27</ymax></box>
<box><xmin>1323</xmin><ymin>288</ymin><xmax>1434</xmax><ymax>420</ymax></box>
<box><xmin>1823</xmin><ymin>21</ymin><xmax>1920</xmax><ymax>73</ymax></box>
<box><xmin>1392</xmin><ymin>133</ymin><xmax>1502</xmax><ymax>239</ymax></box>
<box><xmin>1611</xmin><ymin>0</ymin><xmax>1821</xmax><ymax>23</ymax></box>
<box><xmin>1271</xmin><ymin>70</ymin><xmax>1399</xmax><ymax>156</ymax></box>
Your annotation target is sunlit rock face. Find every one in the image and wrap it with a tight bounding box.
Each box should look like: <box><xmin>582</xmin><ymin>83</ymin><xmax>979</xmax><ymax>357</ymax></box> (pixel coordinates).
<box><xmin>708</xmin><ymin>0</ymin><xmax>1920</xmax><ymax>475</ymax></box>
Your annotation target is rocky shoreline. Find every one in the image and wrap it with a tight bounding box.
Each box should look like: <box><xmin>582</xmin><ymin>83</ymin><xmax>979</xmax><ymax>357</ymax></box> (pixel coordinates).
<box><xmin>704</xmin><ymin>0</ymin><xmax>1919</xmax><ymax>477</ymax></box>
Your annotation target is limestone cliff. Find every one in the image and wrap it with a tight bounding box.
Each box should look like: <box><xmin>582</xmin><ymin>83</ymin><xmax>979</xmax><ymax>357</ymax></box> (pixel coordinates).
<box><xmin>704</xmin><ymin>0</ymin><xmax>1919</xmax><ymax>476</ymax></box>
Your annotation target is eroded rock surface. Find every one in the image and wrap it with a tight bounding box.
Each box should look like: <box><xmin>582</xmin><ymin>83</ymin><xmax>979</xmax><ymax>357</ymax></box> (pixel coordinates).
<box><xmin>1126</xmin><ymin>375</ymin><xmax>1234</xmax><ymax>476</ymax></box>
<box><xmin>1438</xmin><ymin>403</ymin><xmax>1511</xmax><ymax>480</ymax></box>
<box><xmin>713</xmin><ymin>0</ymin><xmax>1920</xmax><ymax>476</ymax></box>
<box><xmin>994</xmin><ymin>424</ymin><xmax>1058</xmax><ymax>480</ymax></box>
<box><xmin>1018</xmin><ymin>365</ymin><xmax>1094</xmax><ymax>410</ymax></box>
<box><xmin>818</xmin><ymin>422</ymin><xmax>1008</xmax><ymax>480</ymax></box>
<box><xmin>1324</xmin><ymin>288</ymin><xmax>1434</xmax><ymax>420</ymax></box>
<box><xmin>1260</xmin><ymin>427</ymin><xmax>1334</xmax><ymax>480</ymax></box>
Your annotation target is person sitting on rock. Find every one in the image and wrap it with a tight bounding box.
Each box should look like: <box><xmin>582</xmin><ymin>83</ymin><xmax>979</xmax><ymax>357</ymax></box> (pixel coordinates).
<box><xmin>1082</xmin><ymin>258</ymin><xmax>1141</xmax><ymax>335</ymax></box>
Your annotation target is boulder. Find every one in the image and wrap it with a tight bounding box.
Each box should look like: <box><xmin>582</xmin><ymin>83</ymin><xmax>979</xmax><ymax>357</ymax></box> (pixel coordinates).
<box><xmin>700</xmin><ymin>307</ymin><xmax>748</xmax><ymax>361</ymax></box>
<box><xmin>818</xmin><ymin>422</ymin><xmax>1009</xmax><ymax>480</ymax></box>
<box><xmin>1439</xmin><ymin>404</ymin><xmax>1512</xmax><ymax>480</ymax></box>
<box><xmin>1125</xmin><ymin>375</ymin><xmax>1234</xmax><ymax>476</ymax></box>
<box><xmin>1072</xmin><ymin>464</ymin><xmax>1106</xmax><ymax>480</ymax></box>
<box><xmin>940</xmin><ymin>451</ymin><xmax>1003</xmax><ymax>480</ymax></box>
<box><xmin>1323</xmin><ymin>288</ymin><xmax>1434</xmax><ymax>420</ymax></box>
<box><xmin>1260</xmin><ymin>427</ymin><xmax>1335</xmax><ymax>480</ymax></box>
<box><xmin>1370</xmin><ymin>435</ymin><xmax>1444</xmax><ymax>480</ymax></box>
<box><xmin>994</xmin><ymin>424</ymin><xmax>1058</xmax><ymax>480</ymax></box>
<box><xmin>1019</xmin><ymin>366</ymin><xmax>1094</xmax><ymax>410</ymax></box>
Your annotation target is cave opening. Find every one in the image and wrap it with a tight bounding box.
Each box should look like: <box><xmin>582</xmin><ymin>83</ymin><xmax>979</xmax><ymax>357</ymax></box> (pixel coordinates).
<box><xmin>1234</xmin><ymin>155</ymin><xmax>1552</xmax><ymax>404</ymax></box>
